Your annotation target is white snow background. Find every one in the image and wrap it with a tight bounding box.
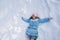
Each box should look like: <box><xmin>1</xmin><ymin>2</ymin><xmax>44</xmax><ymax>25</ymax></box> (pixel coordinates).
<box><xmin>0</xmin><ymin>0</ymin><xmax>60</xmax><ymax>40</ymax></box>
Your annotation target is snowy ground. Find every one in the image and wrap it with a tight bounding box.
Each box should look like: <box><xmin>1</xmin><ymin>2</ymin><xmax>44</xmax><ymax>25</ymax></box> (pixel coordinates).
<box><xmin>0</xmin><ymin>0</ymin><xmax>60</xmax><ymax>40</ymax></box>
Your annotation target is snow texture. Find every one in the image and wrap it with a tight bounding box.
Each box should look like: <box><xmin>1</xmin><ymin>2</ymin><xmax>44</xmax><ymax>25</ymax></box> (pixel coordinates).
<box><xmin>0</xmin><ymin>0</ymin><xmax>60</xmax><ymax>40</ymax></box>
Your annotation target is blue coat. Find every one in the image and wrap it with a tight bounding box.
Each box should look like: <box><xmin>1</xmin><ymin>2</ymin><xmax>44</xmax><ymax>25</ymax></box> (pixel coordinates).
<box><xmin>22</xmin><ymin>17</ymin><xmax>50</xmax><ymax>37</ymax></box>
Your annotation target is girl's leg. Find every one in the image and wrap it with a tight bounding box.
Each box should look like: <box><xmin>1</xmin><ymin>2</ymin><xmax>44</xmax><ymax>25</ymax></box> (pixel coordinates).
<box><xmin>29</xmin><ymin>36</ymin><xmax>31</xmax><ymax>40</ymax></box>
<box><xmin>26</xmin><ymin>35</ymin><xmax>31</xmax><ymax>40</ymax></box>
<box><xmin>27</xmin><ymin>35</ymin><xmax>34</xmax><ymax>40</ymax></box>
<box><xmin>31</xmin><ymin>36</ymin><xmax>35</xmax><ymax>40</ymax></box>
<box><xmin>31</xmin><ymin>37</ymin><xmax>34</xmax><ymax>40</ymax></box>
<box><xmin>27</xmin><ymin>35</ymin><xmax>37</xmax><ymax>40</ymax></box>
<box><xmin>34</xmin><ymin>37</ymin><xmax>37</xmax><ymax>40</ymax></box>
<box><xmin>31</xmin><ymin>36</ymin><xmax>37</xmax><ymax>40</ymax></box>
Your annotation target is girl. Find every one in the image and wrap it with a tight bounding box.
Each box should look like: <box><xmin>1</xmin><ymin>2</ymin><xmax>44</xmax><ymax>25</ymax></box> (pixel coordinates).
<box><xmin>21</xmin><ymin>13</ymin><xmax>52</xmax><ymax>40</ymax></box>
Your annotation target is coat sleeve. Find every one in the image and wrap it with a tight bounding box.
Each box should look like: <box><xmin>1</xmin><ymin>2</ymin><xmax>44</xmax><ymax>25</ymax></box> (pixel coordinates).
<box><xmin>38</xmin><ymin>18</ymin><xmax>50</xmax><ymax>23</ymax></box>
<box><xmin>21</xmin><ymin>17</ymin><xmax>30</xmax><ymax>23</ymax></box>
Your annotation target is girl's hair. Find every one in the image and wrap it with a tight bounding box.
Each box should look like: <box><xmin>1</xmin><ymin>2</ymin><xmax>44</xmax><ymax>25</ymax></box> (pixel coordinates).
<box><xmin>30</xmin><ymin>16</ymin><xmax>39</xmax><ymax>19</ymax></box>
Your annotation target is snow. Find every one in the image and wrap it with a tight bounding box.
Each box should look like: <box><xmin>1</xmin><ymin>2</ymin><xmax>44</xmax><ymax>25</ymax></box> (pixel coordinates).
<box><xmin>0</xmin><ymin>0</ymin><xmax>60</xmax><ymax>40</ymax></box>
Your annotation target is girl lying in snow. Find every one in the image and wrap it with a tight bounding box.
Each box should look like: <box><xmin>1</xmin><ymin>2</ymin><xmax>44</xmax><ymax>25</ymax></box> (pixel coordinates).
<box><xmin>21</xmin><ymin>13</ymin><xmax>52</xmax><ymax>40</ymax></box>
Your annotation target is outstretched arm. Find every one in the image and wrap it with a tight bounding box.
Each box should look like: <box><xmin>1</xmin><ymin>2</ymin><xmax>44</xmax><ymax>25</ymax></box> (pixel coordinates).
<box><xmin>38</xmin><ymin>17</ymin><xmax>52</xmax><ymax>23</ymax></box>
<box><xmin>21</xmin><ymin>17</ymin><xmax>30</xmax><ymax>23</ymax></box>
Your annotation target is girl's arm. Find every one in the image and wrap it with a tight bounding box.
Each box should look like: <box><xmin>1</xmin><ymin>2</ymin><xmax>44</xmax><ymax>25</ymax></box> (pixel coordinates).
<box><xmin>38</xmin><ymin>18</ymin><xmax>52</xmax><ymax>23</ymax></box>
<box><xmin>22</xmin><ymin>17</ymin><xmax>30</xmax><ymax>23</ymax></box>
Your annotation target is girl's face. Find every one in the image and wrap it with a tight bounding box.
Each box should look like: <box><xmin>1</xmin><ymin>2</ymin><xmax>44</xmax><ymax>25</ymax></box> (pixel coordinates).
<box><xmin>32</xmin><ymin>14</ymin><xmax>37</xmax><ymax>19</ymax></box>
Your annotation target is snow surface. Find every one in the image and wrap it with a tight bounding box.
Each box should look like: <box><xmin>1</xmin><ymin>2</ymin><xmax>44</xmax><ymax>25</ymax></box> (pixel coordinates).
<box><xmin>0</xmin><ymin>0</ymin><xmax>60</xmax><ymax>40</ymax></box>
